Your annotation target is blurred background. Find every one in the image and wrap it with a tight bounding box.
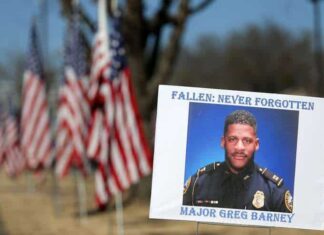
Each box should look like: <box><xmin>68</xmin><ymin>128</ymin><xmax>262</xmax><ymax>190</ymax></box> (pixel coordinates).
<box><xmin>0</xmin><ymin>0</ymin><xmax>323</xmax><ymax>234</ymax></box>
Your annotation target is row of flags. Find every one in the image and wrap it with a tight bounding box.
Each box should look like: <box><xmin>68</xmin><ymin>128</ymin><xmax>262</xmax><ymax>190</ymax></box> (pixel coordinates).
<box><xmin>0</xmin><ymin>0</ymin><xmax>152</xmax><ymax>209</ymax></box>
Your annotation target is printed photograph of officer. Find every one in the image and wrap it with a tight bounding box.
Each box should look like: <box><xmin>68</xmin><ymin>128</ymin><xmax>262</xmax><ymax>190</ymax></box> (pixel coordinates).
<box><xmin>183</xmin><ymin>103</ymin><xmax>298</xmax><ymax>213</ymax></box>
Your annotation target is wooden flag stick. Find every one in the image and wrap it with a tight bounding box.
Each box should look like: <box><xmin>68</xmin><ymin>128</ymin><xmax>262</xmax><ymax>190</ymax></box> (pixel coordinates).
<box><xmin>73</xmin><ymin>168</ymin><xmax>88</xmax><ymax>222</ymax></box>
<box><xmin>27</xmin><ymin>171</ymin><xmax>35</xmax><ymax>193</ymax></box>
<box><xmin>196</xmin><ymin>222</ymin><xmax>200</xmax><ymax>235</ymax></box>
<box><xmin>51</xmin><ymin>169</ymin><xmax>61</xmax><ymax>217</ymax></box>
<box><xmin>115</xmin><ymin>192</ymin><xmax>125</xmax><ymax>235</ymax></box>
<box><xmin>108</xmin><ymin>210</ymin><xmax>114</xmax><ymax>235</ymax></box>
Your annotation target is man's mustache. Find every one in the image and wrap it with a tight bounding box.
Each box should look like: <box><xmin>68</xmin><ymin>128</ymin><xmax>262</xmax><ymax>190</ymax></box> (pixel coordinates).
<box><xmin>231</xmin><ymin>152</ymin><xmax>246</xmax><ymax>157</ymax></box>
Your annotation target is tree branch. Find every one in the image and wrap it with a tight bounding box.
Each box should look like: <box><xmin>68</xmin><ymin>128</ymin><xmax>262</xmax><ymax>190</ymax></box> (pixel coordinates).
<box><xmin>145</xmin><ymin>1</ymin><xmax>176</xmax><ymax>81</ymax></box>
<box><xmin>122</xmin><ymin>0</ymin><xmax>150</xmax><ymax>117</ymax></box>
<box><xmin>147</xmin><ymin>0</ymin><xmax>174</xmax><ymax>33</ymax></box>
<box><xmin>146</xmin><ymin>0</ymin><xmax>190</xmax><ymax>112</ymax></box>
<box><xmin>79</xmin><ymin>5</ymin><xmax>97</xmax><ymax>33</ymax></box>
<box><xmin>188</xmin><ymin>0</ymin><xmax>215</xmax><ymax>15</ymax></box>
<box><xmin>59</xmin><ymin>0</ymin><xmax>96</xmax><ymax>33</ymax></box>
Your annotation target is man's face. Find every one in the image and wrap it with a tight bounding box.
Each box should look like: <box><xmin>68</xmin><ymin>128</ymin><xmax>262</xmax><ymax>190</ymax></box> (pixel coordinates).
<box><xmin>221</xmin><ymin>123</ymin><xmax>259</xmax><ymax>174</ymax></box>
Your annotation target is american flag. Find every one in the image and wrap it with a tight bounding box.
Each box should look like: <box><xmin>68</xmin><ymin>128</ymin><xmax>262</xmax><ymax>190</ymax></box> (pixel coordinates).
<box><xmin>55</xmin><ymin>11</ymin><xmax>90</xmax><ymax>178</ymax></box>
<box><xmin>87</xmin><ymin>0</ymin><xmax>112</xmax><ymax>207</ymax></box>
<box><xmin>3</xmin><ymin>108</ymin><xmax>25</xmax><ymax>177</ymax></box>
<box><xmin>106</xmin><ymin>19</ymin><xmax>152</xmax><ymax>198</ymax></box>
<box><xmin>88</xmin><ymin>3</ymin><xmax>152</xmax><ymax>208</ymax></box>
<box><xmin>21</xmin><ymin>21</ymin><xmax>53</xmax><ymax>170</ymax></box>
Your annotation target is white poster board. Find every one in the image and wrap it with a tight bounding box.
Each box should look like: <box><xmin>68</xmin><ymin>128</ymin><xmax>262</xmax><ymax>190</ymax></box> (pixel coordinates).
<box><xmin>150</xmin><ymin>85</ymin><xmax>324</xmax><ymax>230</ymax></box>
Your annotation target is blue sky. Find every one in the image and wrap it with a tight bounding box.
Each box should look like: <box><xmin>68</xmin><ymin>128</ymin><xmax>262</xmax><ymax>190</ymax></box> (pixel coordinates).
<box><xmin>187</xmin><ymin>0</ymin><xmax>320</xmax><ymax>39</ymax></box>
<box><xmin>0</xmin><ymin>0</ymin><xmax>323</xmax><ymax>64</ymax></box>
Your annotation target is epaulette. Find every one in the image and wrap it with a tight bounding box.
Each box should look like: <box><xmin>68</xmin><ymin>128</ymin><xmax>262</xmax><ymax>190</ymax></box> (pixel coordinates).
<box><xmin>257</xmin><ymin>166</ymin><xmax>284</xmax><ymax>187</ymax></box>
<box><xmin>197</xmin><ymin>162</ymin><xmax>221</xmax><ymax>176</ymax></box>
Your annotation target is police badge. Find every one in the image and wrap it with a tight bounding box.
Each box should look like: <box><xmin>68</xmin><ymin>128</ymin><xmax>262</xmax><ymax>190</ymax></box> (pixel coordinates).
<box><xmin>285</xmin><ymin>190</ymin><xmax>293</xmax><ymax>212</ymax></box>
<box><xmin>252</xmin><ymin>190</ymin><xmax>265</xmax><ymax>209</ymax></box>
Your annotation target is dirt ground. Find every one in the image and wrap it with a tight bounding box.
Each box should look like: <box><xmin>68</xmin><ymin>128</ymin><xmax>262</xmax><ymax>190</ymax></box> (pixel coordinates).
<box><xmin>0</xmin><ymin>171</ymin><xmax>323</xmax><ymax>235</ymax></box>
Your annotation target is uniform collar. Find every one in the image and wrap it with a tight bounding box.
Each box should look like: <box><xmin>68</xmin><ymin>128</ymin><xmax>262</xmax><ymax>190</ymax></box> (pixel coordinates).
<box><xmin>223</xmin><ymin>160</ymin><xmax>255</xmax><ymax>180</ymax></box>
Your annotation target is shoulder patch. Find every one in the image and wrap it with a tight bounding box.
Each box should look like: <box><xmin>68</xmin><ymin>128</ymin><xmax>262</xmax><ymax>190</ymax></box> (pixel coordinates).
<box><xmin>284</xmin><ymin>190</ymin><xmax>293</xmax><ymax>212</ymax></box>
<box><xmin>258</xmin><ymin>167</ymin><xmax>284</xmax><ymax>187</ymax></box>
<box><xmin>198</xmin><ymin>162</ymin><xmax>221</xmax><ymax>175</ymax></box>
<box><xmin>183</xmin><ymin>177</ymin><xmax>191</xmax><ymax>194</ymax></box>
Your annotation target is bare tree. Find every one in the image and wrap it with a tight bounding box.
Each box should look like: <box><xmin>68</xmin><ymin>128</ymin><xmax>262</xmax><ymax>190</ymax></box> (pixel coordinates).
<box><xmin>174</xmin><ymin>24</ymin><xmax>314</xmax><ymax>95</ymax></box>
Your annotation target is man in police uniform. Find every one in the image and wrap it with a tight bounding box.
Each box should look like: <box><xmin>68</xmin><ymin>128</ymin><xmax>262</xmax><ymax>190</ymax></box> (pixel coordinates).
<box><xmin>183</xmin><ymin>110</ymin><xmax>293</xmax><ymax>212</ymax></box>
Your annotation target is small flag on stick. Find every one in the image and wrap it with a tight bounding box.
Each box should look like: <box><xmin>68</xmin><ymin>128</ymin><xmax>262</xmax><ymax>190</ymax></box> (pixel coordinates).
<box><xmin>88</xmin><ymin>0</ymin><xmax>152</xmax><ymax>208</ymax></box>
<box><xmin>55</xmin><ymin>9</ymin><xmax>90</xmax><ymax>178</ymax></box>
<box><xmin>3</xmin><ymin>105</ymin><xmax>25</xmax><ymax>177</ymax></box>
<box><xmin>21</xmin><ymin>21</ymin><xmax>53</xmax><ymax>170</ymax></box>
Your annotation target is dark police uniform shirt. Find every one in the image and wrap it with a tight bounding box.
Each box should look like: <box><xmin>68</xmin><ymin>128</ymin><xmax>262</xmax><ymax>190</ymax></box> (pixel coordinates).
<box><xmin>183</xmin><ymin>161</ymin><xmax>293</xmax><ymax>213</ymax></box>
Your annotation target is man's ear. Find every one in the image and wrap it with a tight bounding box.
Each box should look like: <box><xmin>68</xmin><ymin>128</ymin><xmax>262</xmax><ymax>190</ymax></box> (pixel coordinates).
<box><xmin>255</xmin><ymin>137</ymin><xmax>260</xmax><ymax>151</ymax></box>
<box><xmin>221</xmin><ymin>136</ymin><xmax>225</xmax><ymax>148</ymax></box>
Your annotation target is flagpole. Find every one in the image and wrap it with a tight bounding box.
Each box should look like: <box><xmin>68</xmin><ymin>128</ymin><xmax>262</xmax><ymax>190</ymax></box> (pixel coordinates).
<box><xmin>96</xmin><ymin>0</ymin><xmax>125</xmax><ymax>233</ymax></box>
<box><xmin>107</xmin><ymin>0</ymin><xmax>126</xmax><ymax>232</ymax></box>
<box><xmin>52</xmin><ymin>170</ymin><xmax>61</xmax><ymax>217</ymax></box>
<box><xmin>26</xmin><ymin>171</ymin><xmax>35</xmax><ymax>193</ymax></box>
<box><xmin>77</xmin><ymin>169</ymin><xmax>88</xmax><ymax>222</ymax></box>
<box><xmin>38</xmin><ymin>0</ymin><xmax>48</xmax><ymax>72</ymax></box>
<box><xmin>111</xmin><ymin>0</ymin><xmax>118</xmax><ymax>15</ymax></box>
<box><xmin>196</xmin><ymin>222</ymin><xmax>200</xmax><ymax>235</ymax></box>
<box><xmin>115</xmin><ymin>192</ymin><xmax>125</xmax><ymax>235</ymax></box>
<box><xmin>73</xmin><ymin>167</ymin><xmax>88</xmax><ymax>222</ymax></box>
<box><xmin>36</xmin><ymin>0</ymin><xmax>60</xmax><ymax>219</ymax></box>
